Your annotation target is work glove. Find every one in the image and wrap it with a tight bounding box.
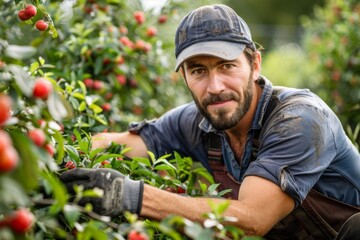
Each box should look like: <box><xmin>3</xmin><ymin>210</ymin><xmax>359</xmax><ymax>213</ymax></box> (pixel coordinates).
<box><xmin>60</xmin><ymin>168</ymin><xmax>144</xmax><ymax>217</ymax></box>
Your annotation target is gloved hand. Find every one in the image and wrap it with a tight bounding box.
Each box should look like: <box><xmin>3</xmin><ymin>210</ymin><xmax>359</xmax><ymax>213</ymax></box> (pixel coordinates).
<box><xmin>60</xmin><ymin>168</ymin><xmax>144</xmax><ymax>217</ymax></box>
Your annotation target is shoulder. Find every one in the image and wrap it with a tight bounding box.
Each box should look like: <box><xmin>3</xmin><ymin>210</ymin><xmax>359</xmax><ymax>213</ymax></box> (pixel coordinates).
<box><xmin>273</xmin><ymin>88</ymin><xmax>336</xmax><ymax>122</ymax></box>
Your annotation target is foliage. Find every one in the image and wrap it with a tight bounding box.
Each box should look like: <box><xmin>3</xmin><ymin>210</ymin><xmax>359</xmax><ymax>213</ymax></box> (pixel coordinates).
<box><xmin>0</xmin><ymin>0</ymin><xmax>258</xmax><ymax>239</ymax></box>
<box><xmin>261</xmin><ymin>43</ymin><xmax>320</xmax><ymax>89</ymax></box>
<box><xmin>226</xmin><ymin>0</ymin><xmax>325</xmax><ymax>49</ymax></box>
<box><xmin>302</xmin><ymin>0</ymin><xmax>360</xmax><ymax>130</ymax></box>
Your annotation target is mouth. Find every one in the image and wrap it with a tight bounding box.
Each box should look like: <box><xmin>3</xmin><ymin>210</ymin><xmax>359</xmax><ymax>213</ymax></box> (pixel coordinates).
<box><xmin>208</xmin><ymin>99</ymin><xmax>233</xmax><ymax>106</ymax></box>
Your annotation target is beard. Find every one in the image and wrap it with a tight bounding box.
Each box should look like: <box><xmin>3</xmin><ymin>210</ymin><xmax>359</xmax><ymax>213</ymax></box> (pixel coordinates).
<box><xmin>192</xmin><ymin>76</ymin><xmax>254</xmax><ymax>131</ymax></box>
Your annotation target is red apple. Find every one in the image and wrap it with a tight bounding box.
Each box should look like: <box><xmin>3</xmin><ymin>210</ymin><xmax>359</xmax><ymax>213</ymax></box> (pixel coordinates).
<box><xmin>35</xmin><ymin>20</ymin><xmax>48</xmax><ymax>31</ymax></box>
<box><xmin>146</xmin><ymin>26</ymin><xmax>157</xmax><ymax>37</ymax></box>
<box><xmin>116</xmin><ymin>75</ymin><xmax>127</xmax><ymax>85</ymax></box>
<box><xmin>101</xmin><ymin>103</ymin><xmax>111</xmax><ymax>112</ymax></box>
<box><xmin>158</xmin><ymin>15</ymin><xmax>167</xmax><ymax>24</ymax></box>
<box><xmin>0</xmin><ymin>147</ymin><xmax>19</xmax><ymax>172</ymax></box>
<box><xmin>0</xmin><ymin>130</ymin><xmax>12</xmax><ymax>153</ymax></box>
<box><xmin>28</xmin><ymin>129</ymin><xmax>46</xmax><ymax>147</ymax></box>
<box><xmin>133</xmin><ymin>11</ymin><xmax>145</xmax><ymax>25</ymax></box>
<box><xmin>24</xmin><ymin>5</ymin><xmax>37</xmax><ymax>18</ymax></box>
<box><xmin>0</xmin><ymin>94</ymin><xmax>12</xmax><ymax>125</ymax></box>
<box><xmin>83</xmin><ymin>78</ymin><xmax>94</xmax><ymax>88</ymax></box>
<box><xmin>92</xmin><ymin>80</ymin><xmax>103</xmax><ymax>90</ymax></box>
<box><xmin>33</xmin><ymin>78</ymin><xmax>52</xmax><ymax>99</ymax></box>
<box><xmin>8</xmin><ymin>209</ymin><xmax>35</xmax><ymax>233</ymax></box>
<box><xmin>65</xmin><ymin>161</ymin><xmax>76</xmax><ymax>169</ymax></box>
<box><xmin>44</xmin><ymin>143</ymin><xmax>55</xmax><ymax>156</ymax></box>
<box><xmin>128</xmin><ymin>230</ymin><xmax>149</xmax><ymax>240</ymax></box>
<box><xmin>119</xmin><ymin>36</ymin><xmax>134</xmax><ymax>48</ymax></box>
<box><xmin>18</xmin><ymin>10</ymin><xmax>31</xmax><ymax>21</ymax></box>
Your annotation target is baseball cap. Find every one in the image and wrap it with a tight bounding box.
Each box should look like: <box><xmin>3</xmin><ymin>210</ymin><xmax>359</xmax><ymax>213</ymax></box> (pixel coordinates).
<box><xmin>174</xmin><ymin>4</ymin><xmax>256</xmax><ymax>72</ymax></box>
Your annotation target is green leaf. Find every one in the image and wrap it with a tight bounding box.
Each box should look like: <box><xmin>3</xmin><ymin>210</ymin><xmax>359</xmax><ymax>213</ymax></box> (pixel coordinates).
<box><xmin>7</xmin><ymin>64</ymin><xmax>34</xmax><ymax>97</ymax></box>
<box><xmin>79</xmin><ymin>101</ymin><xmax>87</xmax><ymax>111</ymax></box>
<box><xmin>0</xmin><ymin>176</ymin><xmax>30</xmax><ymax>208</ymax></box>
<box><xmin>64</xmin><ymin>145</ymin><xmax>80</xmax><ymax>162</ymax></box>
<box><xmin>217</xmin><ymin>189</ymin><xmax>233</xmax><ymax>198</ymax></box>
<box><xmin>212</xmin><ymin>200</ymin><xmax>230</xmax><ymax>216</ymax></box>
<box><xmin>53</xmin><ymin>130</ymin><xmax>65</xmax><ymax>164</ymax></box>
<box><xmin>47</xmin><ymin>91</ymin><xmax>74</xmax><ymax>121</ymax></box>
<box><xmin>154</xmin><ymin>164</ymin><xmax>176</xmax><ymax>172</ymax></box>
<box><xmin>10</xmin><ymin>130</ymin><xmax>41</xmax><ymax>191</ymax></box>
<box><xmin>78</xmin><ymin>101</ymin><xmax>86</xmax><ymax>112</ymax></box>
<box><xmin>93</xmin><ymin>115</ymin><xmax>108</xmax><ymax>125</ymax></box>
<box><xmin>63</xmin><ymin>204</ymin><xmax>81</xmax><ymax>228</ymax></box>
<box><xmin>90</xmin><ymin>103</ymin><xmax>103</xmax><ymax>114</ymax></box>
<box><xmin>92</xmin><ymin>153</ymin><xmax>121</xmax><ymax>165</ymax></box>
<box><xmin>29</xmin><ymin>61</ymin><xmax>40</xmax><ymax>74</ymax></box>
<box><xmin>207</xmin><ymin>183</ymin><xmax>221</xmax><ymax>195</ymax></box>
<box><xmin>147</xmin><ymin>151</ymin><xmax>156</xmax><ymax>165</ymax></box>
<box><xmin>41</xmin><ymin>171</ymin><xmax>68</xmax><ymax>214</ymax></box>
<box><xmin>184</xmin><ymin>221</ymin><xmax>206</xmax><ymax>239</ymax></box>
<box><xmin>130</xmin><ymin>160</ymin><xmax>139</xmax><ymax>171</ymax></box>
<box><xmin>72</xmin><ymin>92</ymin><xmax>86</xmax><ymax>100</ymax></box>
<box><xmin>132</xmin><ymin>157</ymin><xmax>151</xmax><ymax>167</ymax></box>
<box><xmin>38</xmin><ymin>56</ymin><xmax>45</xmax><ymax>66</ymax></box>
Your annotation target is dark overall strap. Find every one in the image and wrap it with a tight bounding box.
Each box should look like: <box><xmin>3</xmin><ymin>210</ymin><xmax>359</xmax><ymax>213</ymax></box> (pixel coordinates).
<box><xmin>204</xmin><ymin>87</ymin><xmax>360</xmax><ymax>239</ymax></box>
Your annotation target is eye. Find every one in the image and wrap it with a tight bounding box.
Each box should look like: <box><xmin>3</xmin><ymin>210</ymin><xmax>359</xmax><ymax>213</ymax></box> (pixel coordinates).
<box><xmin>191</xmin><ymin>68</ymin><xmax>206</xmax><ymax>77</ymax></box>
<box><xmin>221</xmin><ymin>63</ymin><xmax>234</xmax><ymax>70</ymax></box>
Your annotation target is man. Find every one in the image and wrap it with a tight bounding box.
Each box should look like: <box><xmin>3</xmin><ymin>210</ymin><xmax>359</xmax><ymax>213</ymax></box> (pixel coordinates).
<box><xmin>60</xmin><ymin>4</ymin><xmax>360</xmax><ymax>239</ymax></box>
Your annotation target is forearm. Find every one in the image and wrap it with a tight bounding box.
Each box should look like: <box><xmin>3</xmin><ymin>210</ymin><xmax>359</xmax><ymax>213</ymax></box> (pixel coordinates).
<box><xmin>140</xmin><ymin>185</ymin><xmax>262</xmax><ymax>236</ymax></box>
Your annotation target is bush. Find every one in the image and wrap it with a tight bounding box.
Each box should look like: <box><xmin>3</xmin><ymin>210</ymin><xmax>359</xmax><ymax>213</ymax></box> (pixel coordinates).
<box><xmin>0</xmin><ymin>1</ymin><xmax>258</xmax><ymax>239</ymax></box>
<box><xmin>302</xmin><ymin>0</ymin><xmax>360</xmax><ymax>128</ymax></box>
<box><xmin>261</xmin><ymin>43</ymin><xmax>320</xmax><ymax>89</ymax></box>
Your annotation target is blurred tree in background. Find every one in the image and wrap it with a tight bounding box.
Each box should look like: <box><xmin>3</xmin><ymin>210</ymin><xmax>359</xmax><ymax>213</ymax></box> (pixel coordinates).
<box><xmin>302</xmin><ymin>0</ymin><xmax>360</xmax><ymax>133</ymax></box>
<box><xmin>225</xmin><ymin>0</ymin><xmax>325</xmax><ymax>49</ymax></box>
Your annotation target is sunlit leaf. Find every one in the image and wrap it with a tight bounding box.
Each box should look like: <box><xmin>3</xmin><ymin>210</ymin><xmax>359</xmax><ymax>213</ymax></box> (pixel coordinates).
<box><xmin>63</xmin><ymin>204</ymin><xmax>81</xmax><ymax>228</ymax></box>
<box><xmin>7</xmin><ymin>64</ymin><xmax>34</xmax><ymax>97</ymax></box>
<box><xmin>0</xmin><ymin>176</ymin><xmax>30</xmax><ymax>207</ymax></box>
<box><xmin>48</xmin><ymin>91</ymin><xmax>74</xmax><ymax>121</ymax></box>
<box><xmin>5</xmin><ymin>45</ymin><xmax>36</xmax><ymax>59</ymax></box>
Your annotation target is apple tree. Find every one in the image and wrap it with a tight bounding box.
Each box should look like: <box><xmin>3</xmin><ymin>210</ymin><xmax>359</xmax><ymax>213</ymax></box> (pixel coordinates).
<box><xmin>302</xmin><ymin>0</ymin><xmax>360</xmax><ymax>139</ymax></box>
<box><xmin>0</xmin><ymin>0</ymin><xmax>255</xmax><ymax>239</ymax></box>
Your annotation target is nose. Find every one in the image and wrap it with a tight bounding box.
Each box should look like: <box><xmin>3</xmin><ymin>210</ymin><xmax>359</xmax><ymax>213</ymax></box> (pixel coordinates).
<box><xmin>207</xmin><ymin>72</ymin><xmax>225</xmax><ymax>95</ymax></box>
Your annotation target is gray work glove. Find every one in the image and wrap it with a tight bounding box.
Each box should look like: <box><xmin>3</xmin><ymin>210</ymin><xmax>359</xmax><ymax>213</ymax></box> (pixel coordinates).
<box><xmin>60</xmin><ymin>168</ymin><xmax>144</xmax><ymax>217</ymax></box>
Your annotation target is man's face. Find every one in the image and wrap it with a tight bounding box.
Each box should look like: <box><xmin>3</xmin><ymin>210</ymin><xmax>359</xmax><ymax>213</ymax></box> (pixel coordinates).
<box><xmin>182</xmin><ymin>53</ymin><xmax>258</xmax><ymax>130</ymax></box>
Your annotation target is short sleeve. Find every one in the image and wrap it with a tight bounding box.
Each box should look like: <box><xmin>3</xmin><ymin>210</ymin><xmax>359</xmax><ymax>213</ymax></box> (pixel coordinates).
<box><xmin>245</xmin><ymin>97</ymin><xmax>337</xmax><ymax>206</ymax></box>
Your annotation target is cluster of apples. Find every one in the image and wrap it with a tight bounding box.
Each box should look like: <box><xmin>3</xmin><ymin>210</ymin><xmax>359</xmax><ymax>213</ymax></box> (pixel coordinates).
<box><xmin>17</xmin><ymin>4</ymin><xmax>48</xmax><ymax>31</ymax></box>
<box><xmin>0</xmin><ymin>95</ymin><xmax>19</xmax><ymax>172</ymax></box>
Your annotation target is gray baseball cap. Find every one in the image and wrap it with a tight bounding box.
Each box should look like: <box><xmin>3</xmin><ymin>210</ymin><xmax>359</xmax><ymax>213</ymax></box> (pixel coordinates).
<box><xmin>174</xmin><ymin>4</ymin><xmax>255</xmax><ymax>72</ymax></box>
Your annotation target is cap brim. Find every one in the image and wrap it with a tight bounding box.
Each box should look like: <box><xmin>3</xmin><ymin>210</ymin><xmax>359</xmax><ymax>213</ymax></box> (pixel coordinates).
<box><xmin>174</xmin><ymin>41</ymin><xmax>246</xmax><ymax>72</ymax></box>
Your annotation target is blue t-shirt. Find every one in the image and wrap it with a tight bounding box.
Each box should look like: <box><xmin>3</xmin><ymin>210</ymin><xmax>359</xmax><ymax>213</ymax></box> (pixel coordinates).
<box><xmin>129</xmin><ymin>77</ymin><xmax>360</xmax><ymax>207</ymax></box>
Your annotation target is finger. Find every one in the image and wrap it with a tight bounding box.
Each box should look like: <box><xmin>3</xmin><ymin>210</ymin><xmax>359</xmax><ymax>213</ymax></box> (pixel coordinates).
<box><xmin>60</xmin><ymin>168</ymin><xmax>92</xmax><ymax>182</ymax></box>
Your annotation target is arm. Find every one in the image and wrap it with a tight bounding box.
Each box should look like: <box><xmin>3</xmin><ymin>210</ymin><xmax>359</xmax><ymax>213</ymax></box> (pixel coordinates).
<box><xmin>92</xmin><ymin>132</ymin><xmax>148</xmax><ymax>158</ymax></box>
<box><xmin>141</xmin><ymin>175</ymin><xmax>295</xmax><ymax>236</ymax></box>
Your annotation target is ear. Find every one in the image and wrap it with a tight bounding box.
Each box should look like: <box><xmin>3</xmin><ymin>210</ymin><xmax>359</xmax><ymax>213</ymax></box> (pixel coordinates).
<box><xmin>252</xmin><ymin>51</ymin><xmax>262</xmax><ymax>81</ymax></box>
